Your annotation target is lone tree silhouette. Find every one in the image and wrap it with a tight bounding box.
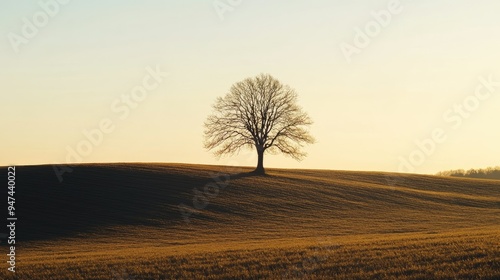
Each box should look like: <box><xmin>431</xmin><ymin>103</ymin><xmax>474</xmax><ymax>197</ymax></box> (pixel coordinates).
<box><xmin>204</xmin><ymin>74</ymin><xmax>314</xmax><ymax>174</ymax></box>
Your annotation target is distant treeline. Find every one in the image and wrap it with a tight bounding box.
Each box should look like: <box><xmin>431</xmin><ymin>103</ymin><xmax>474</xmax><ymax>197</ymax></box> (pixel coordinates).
<box><xmin>436</xmin><ymin>166</ymin><xmax>500</xmax><ymax>180</ymax></box>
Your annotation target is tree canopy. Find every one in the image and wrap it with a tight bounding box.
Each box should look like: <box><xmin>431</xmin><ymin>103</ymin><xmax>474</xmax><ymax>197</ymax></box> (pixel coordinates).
<box><xmin>204</xmin><ymin>74</ymin><xmax>314</xmax><ymax>174</ymax></box>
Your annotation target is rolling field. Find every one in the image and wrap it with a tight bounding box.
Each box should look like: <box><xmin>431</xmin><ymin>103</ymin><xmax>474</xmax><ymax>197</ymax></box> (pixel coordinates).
<box><xmin>1</xmin><ymin>163</ymin><xmax>499</xmax><ymax>279</ymax></box>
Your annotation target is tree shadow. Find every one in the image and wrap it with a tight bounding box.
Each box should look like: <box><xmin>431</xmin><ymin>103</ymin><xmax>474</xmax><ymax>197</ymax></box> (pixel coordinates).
<box><xmin>0</xmin><ymin>164</ymin><xmax>279</xmax><ymax>242</ymax></box>
<box><xmin>3</xmin><ymin>164</ymin><xmax>236</xmax><ymax>241</ymax></box>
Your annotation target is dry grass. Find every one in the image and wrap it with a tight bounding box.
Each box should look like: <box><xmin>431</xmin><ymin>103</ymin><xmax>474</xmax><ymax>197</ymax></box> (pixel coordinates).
<box><xmin>0</xmin><ymin>163</ymin><xmax>498</xmax><ymax>279</ymax></box>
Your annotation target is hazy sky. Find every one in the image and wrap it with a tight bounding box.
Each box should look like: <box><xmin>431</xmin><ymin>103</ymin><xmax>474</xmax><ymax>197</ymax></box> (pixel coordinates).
<box><xmin>1</xmin><ymin>0</ymin><xmax>500</xmax><ymax>174</ymax></box>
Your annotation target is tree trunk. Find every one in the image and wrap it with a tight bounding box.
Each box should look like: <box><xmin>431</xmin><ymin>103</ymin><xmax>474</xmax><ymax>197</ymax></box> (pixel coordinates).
<box><xmin>254</xmin><ymin>147</ymin><xmax>265</xmax><ymax>175</ymax></box>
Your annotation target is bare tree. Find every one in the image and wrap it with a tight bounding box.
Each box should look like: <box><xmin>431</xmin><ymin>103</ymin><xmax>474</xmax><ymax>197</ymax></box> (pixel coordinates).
<box><xmin>204</xmin><ymin>74</ymin><xmax>315</xmax><ymax>174</ymax></box>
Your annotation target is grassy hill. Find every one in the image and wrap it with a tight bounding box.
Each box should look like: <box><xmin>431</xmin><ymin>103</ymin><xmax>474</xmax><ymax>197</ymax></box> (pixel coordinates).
<box><xmin>1</xmin><ymin>163</ymin><xmax>499</xmax><ymax>279</ymax></box>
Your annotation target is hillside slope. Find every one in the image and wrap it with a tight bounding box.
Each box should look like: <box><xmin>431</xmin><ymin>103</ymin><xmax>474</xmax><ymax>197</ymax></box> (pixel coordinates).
<box><xmin>1</xmin><ymin>163</ymin><xmax>499</xmax><ymax>279</ymax></box>
<box><xmin>2</xmin><ymin>163</ymin><xmax>499</xmax><ymax>242</ymax></box>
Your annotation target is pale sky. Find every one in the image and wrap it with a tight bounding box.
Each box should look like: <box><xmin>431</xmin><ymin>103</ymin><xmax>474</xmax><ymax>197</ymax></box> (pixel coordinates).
<box><xmin>1</xmin><ymin>0</ymin><xmax>500</xmax><ymax>174</ymax></box>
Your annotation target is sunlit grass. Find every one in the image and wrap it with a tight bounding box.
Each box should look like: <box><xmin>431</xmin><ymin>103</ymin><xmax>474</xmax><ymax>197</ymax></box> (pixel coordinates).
<box><xmin>5</xmin><ymin>228</ymin><xmax>499</xmax><ymax>279</ymax></box>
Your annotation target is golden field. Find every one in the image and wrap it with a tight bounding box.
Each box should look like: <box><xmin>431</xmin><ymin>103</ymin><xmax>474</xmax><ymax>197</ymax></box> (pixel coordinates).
<box><xmin>1</xmin><ymin>163</ymin><xmax>498</xmax><ymax>279</ymax></box>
